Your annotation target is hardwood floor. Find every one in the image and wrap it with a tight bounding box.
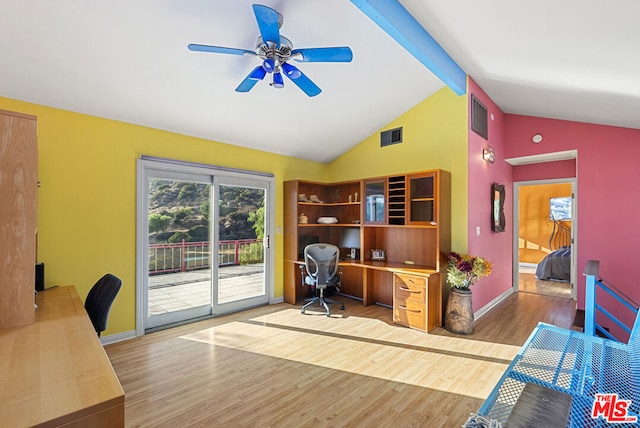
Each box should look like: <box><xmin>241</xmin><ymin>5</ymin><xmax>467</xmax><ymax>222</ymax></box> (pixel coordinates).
<box><xmin>517</xmin><ymin>265</ymin><xmax>572</xmax><ymax>299</ymax></box>
<box><xmin>518</xmin><ymin>271</ymin><xmax>572</xmax><ymax>298</ymax></box>
<box><xmin>105</xmin><ymin>292</ymin><xmax>575</xmax><ymax>427</ymax></box>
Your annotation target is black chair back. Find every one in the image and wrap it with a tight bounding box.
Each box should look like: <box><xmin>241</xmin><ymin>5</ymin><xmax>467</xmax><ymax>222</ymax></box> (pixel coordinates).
<box><xmin>84</xmin><ymin>273</ymin><xmax>122</xmax><ymax>336</ymax></box>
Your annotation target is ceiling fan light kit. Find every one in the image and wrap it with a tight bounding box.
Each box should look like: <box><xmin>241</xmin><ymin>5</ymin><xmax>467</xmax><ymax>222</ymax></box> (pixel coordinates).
<box><xmin>249</xmin><ymin>66</ymin><xmax>267</xmax><ymax>81</ymax></box>
<box><xmin>272</xmin><ymin>71</ymin><xmax>284</xmax><ymax>88</ymax></box>
<box><xmin>188</xmin><ymin>4</ymin><xmax>353</xmax><ymax>97</ymax></box>
<box><xmin>281</xmin><ymin>62</ymin><xmax>301</xmax><ymax>79</ymax></box>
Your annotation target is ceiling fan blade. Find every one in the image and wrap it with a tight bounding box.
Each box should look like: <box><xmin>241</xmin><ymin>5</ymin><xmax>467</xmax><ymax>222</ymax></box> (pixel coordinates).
<box><xmin>188</xmin><ymin>44</ymin><xmax>256</xmax><ymax>56</ymax></box>
<box><xmin>291</xmin><ymin>47</ymin><xmax>353</xmax><ymax>62</ymax></box>
<box><xmin>284</xmin><ymin>69</ymin><xmax>321</xmax><ymax>97</ymax></box>
<box><xmin>235</xmin><ymin>67</ymin><xmax>263</xmax><ymax>92</ymax></box>
<box><xmin>252</xmin><ymin>4</ymin><xmax>281</xmax><ymax>47</ymax></box>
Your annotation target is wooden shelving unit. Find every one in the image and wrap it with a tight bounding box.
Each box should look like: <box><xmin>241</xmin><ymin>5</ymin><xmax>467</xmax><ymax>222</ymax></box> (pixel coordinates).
<box><xmin>284</xmin><ymin>170</ymin><xmax>451</xmax><ymax>331</ymax></box>
<box><xmin>388</xmin><ymin>175</ymin><xmax>406</xmax><ymax>225</ymax></box>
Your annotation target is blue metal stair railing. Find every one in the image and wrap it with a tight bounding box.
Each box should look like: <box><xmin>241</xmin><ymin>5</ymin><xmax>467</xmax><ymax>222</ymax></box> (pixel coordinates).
<box><xmin>584</xmin><ymin>260</ymin><xmax>639</xmax><ymax>343</ymax></box>
<box><xmin>477</xmin><ymin>260</ymin><xmax>640</xmax><ymax>426</ymax></box>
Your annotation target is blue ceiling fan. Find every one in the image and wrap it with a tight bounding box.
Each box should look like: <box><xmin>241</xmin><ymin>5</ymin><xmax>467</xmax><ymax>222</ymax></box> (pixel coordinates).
<box><xmin>188</xmin><ymin>4</ymin><xmax>353</xmax><ymax>97</ymax></box>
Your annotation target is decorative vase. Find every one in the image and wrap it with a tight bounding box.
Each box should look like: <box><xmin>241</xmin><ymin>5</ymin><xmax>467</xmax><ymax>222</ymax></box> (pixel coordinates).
<box><xmin>445</xmin><ymin>287</ymin><xmax>474</xmax><ymax>335</ymax></box>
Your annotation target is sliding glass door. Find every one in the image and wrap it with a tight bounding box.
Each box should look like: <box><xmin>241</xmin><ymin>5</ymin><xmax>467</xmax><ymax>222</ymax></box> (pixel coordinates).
<box><xmin>137</xmin><ymin>158</ymin><xmax>273</xmax><ymax>333</ymax></box>
<box><xmin>215</xmin><ymin>179</ymin><xmax>268</xmax><ymax>314</ymax></box>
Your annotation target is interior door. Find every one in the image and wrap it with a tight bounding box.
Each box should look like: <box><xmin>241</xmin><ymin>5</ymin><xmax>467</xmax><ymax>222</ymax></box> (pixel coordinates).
<box><xmin>513</xmin><ymin>179</ymin><xmax>576</xmax><ymax>300</ymax></box>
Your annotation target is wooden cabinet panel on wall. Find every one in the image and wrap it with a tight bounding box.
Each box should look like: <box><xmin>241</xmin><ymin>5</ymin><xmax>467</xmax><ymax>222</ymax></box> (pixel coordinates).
<box><xmin>0</xmin><ymin>109</ymin><xmax>37</xmax><ymax>329</ymax></box>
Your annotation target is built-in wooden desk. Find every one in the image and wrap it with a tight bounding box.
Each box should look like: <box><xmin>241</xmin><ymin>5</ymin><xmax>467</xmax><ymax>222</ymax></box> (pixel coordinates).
<box><xmin>286</xmin><ymin>259</ymin><xmax>442</xmax><ymax>331</ymax></box>
<box><xmin>284</xmin><ymin>172</ymin><xmax>450</xmax><ymax>331</ymax></box>
<box><xmin>0</xmin><ymin>286</ymin><xmax>125</xmax><ymax>427</ymax></box>
<box><xmin>335</xmin><ymin>259</ymin><xmax>437</xmax><ymax>303</ymax></box>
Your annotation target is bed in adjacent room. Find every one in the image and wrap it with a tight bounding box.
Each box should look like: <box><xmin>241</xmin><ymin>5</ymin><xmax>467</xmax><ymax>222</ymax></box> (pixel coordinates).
<box><xmin>535</xmin><ymin>216</ymin><xmax>572</xmax><ymax>281</ymax></box>
<box><xmin>535</xmin><ymin>246</ymin><xmax>571</xmax><ymax>281</ymax></box>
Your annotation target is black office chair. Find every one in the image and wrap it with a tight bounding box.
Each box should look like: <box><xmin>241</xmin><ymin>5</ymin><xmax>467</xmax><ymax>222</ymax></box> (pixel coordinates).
<box><xmin>85</xmin><ymin>273</ymin><xmax>122</xmax><ymax>337</ymax></box>
<box><xmin>300</xmin><ymin>243</ymin><xmax>344</xmax><ymax>317</ymax></box>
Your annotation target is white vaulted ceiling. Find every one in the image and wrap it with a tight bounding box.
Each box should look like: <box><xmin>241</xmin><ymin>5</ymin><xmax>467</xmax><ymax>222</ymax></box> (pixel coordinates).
<box><xmin>1</xmin><ymin>1</ymin><xmax>639</xmax><ymax>163</ymax></box>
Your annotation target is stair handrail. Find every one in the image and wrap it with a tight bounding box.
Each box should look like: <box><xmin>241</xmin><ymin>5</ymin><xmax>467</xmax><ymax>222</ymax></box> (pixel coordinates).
<box><xmin>584</xmin><ymin>259</ymin><xmax>639</xmax><ymax>342</ymax></box>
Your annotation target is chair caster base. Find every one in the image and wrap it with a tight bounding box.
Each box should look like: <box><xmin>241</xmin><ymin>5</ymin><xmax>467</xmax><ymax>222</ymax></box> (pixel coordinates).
<box><xmin>301</xmin><ymin>296</ymin><xmax>345</xmax><ymax>317</ymax></box>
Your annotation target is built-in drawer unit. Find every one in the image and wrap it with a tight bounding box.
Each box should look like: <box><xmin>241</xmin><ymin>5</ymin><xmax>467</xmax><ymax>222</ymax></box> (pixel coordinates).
<box><xmin>393</xmin><ymin>273</ymin><xmax>427</xmax><ymax>331</ymax></box>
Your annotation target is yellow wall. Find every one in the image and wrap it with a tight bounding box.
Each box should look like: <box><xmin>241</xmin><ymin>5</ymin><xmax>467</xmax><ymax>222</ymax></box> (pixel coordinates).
<box><xmin>518</xmin><ymin>183</ymin><xmax>572</xmax><ymax>263</ymax></box>
<box><xmin>1</xmin><ymin>85</ymin><xmax>468</xmax><ymax>336</ymax></box>
<box><xmin>328</xmin><ymin>87</ymin><xmax>469</xmax><ymax>251</ymax></box>
<box><xmin>0</xmin><ymin>96</ymin><xmax>328</xmax><ymax>336</ymax></box>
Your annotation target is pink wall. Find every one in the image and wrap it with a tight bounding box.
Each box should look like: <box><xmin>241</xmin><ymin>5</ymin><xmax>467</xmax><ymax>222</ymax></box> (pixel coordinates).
<box><xmin>512</xmin><ymin>159</ymin><xmax>576</xmax><ymax>182</ymax></box>
<box><xmin>467</xmin><ymin>79</ymin><xmax>513</xmax><ymax>311</ymax></box>
<box><xmin>505</xmin><ymin>114</ymin><xmax>640</xmax><ymax>333</ymax></box>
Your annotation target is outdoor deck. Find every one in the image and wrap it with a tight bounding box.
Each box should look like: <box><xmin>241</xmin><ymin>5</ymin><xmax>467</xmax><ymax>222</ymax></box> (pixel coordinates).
<box><xmin>148</xmin><ymin>264</ymin><xmax>264</xmax><ymax>315</ymax></box>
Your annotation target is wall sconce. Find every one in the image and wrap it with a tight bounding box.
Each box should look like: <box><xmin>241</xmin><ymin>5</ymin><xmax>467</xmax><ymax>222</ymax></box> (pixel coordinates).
<box><xmin>482</xmin><ymin>145</ymin><xmax>495</xmax><ymax>163</ymax></box>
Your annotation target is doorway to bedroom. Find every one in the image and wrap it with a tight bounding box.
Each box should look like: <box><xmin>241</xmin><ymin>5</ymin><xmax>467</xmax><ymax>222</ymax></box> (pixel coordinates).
<box><xmin>514</xmin><ymin>179</ymin><xmax>576</xmax><ymax>299</ymax></box>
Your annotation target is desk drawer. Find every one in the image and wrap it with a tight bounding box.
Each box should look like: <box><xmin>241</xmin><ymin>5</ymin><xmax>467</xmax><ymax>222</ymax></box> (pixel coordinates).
<box><xmin>394</xmin><ymin>274</ymin><xmax>426</xmax><ymax>304</ymax></box>
<box><xmin>393</xmin><ymin>299</ymin><xmax>426</xmax><ymax>331</ymax></box>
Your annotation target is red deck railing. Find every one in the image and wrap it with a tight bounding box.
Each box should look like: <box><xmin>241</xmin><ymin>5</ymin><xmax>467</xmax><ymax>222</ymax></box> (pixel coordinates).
<box><xmin>148</xmin><ymin>239</ymin><xmax>262</xmax><ymax>275</ymax></box>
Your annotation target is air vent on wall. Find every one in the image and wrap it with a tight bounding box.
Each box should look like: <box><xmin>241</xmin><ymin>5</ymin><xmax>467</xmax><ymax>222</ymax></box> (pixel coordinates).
<box><xmin>471</xmin><ymin>95</ymin><xmax>488</xmax><ymax>139</ymax></box>
<box><xmin>380</xmin><ymin>127</ymin><xmax>403</xmax><ymax>147</ymax></box>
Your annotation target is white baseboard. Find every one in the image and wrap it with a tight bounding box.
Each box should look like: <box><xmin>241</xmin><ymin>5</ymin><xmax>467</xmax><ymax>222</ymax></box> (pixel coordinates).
<box><xmin>519</xmin><ymin>262</ymin><xmax>538</xmax><ymax>268</ymax></box>
<box><xmin>474</xmin><ymin>288</ymin><xmax>514</xmax><ymax>320</ymax></box>
<box><xmin>101</xmin><ymin>329</ymin><xmax>137</xmax><ymax>345</ymax></box>
<box><xmin>101</xmin><ymin>298</ymin><xmax>286</xmax><ymax>344</ymax></box>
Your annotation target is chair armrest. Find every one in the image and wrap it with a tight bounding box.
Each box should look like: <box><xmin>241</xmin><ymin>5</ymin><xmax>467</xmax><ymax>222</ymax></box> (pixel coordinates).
<box><xmin>299</xmin><ymin>264</ymin><xmax>306</xmax><ymax>289</ymax></box>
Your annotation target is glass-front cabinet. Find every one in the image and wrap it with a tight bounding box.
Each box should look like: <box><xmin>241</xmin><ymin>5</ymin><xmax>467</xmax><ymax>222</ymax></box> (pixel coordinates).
<box><xmin>364</xmin><ymin>174</ymin><xmax>437</xmax><ymax>225</ymax></box>
<box><xmin>364</xmin><ymin>179</ymin><xmax>386</xmax><ymax>224</ymax></box>
<box><xmin>408</xmin><ymin>173</ymin><xmax>436</xmax><ymax>224</ymax></box>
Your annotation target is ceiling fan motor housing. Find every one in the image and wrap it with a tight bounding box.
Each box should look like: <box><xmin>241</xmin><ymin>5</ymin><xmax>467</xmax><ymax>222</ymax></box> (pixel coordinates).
<box><xmin>256</xmin><ymin>36</ymin><xmax>294</xmax><ymax>68</ymax></box>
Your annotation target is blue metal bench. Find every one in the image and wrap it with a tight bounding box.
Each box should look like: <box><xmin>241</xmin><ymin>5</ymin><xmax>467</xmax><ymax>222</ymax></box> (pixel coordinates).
<box><xmin>477</xmin><ymin>261</ymin><xmax>640</xmax><ymax>427</ymax></box>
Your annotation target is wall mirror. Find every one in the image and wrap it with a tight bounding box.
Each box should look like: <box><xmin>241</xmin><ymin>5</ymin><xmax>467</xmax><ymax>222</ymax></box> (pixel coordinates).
<box><xmin>492</xmin><ymin>183</ymin><xmax>506</xmax><ymax>232</ymax></box>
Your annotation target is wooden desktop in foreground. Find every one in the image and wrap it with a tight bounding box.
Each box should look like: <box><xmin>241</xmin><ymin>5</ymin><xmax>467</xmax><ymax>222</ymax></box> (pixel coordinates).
<box><xmin>0</xmin><ymin>286</ymin><xmax>124</xmax><ymax>427</ymax></box>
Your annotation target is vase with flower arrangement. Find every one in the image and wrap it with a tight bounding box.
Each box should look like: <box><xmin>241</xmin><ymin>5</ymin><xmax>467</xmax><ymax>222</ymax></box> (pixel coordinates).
<box><xmin>444</xmin><ymin>252</ymin><xmax>492</xmax><ymax>335</ymax></box>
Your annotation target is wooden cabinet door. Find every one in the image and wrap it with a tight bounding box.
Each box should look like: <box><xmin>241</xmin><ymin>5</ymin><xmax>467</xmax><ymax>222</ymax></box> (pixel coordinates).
<box><xmin>407</xmin><ymin>172</ymin><xmax>436</xmax><ymax>225</ymax></box>
<box><xmin>0</xmin><ymin>110</ymin><xmax>37</xmax><ymax>329</ymax></box>
<box><xmin>363</xmin><ymin>179</ymin><xmax>386</xmax><ymax>224</ymax></box>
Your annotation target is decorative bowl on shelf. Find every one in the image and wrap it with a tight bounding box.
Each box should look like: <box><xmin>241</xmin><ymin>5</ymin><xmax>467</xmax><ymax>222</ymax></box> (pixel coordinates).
<box><xmin>317</xmin><ymin>217</ymin><xmax>338</xmax><ymax>224</ymax></box>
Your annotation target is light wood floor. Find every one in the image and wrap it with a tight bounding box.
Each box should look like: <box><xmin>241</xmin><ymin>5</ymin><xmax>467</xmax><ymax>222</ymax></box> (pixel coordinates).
<box><xmin>517</xmin><ymin>266</ymin><xmax>572</xmax><ymax>299</ymax></box>
<box><xmin>105</xmin><ymin>292</ymin><xmax>575</xmax><ymax>427</ymax></box>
